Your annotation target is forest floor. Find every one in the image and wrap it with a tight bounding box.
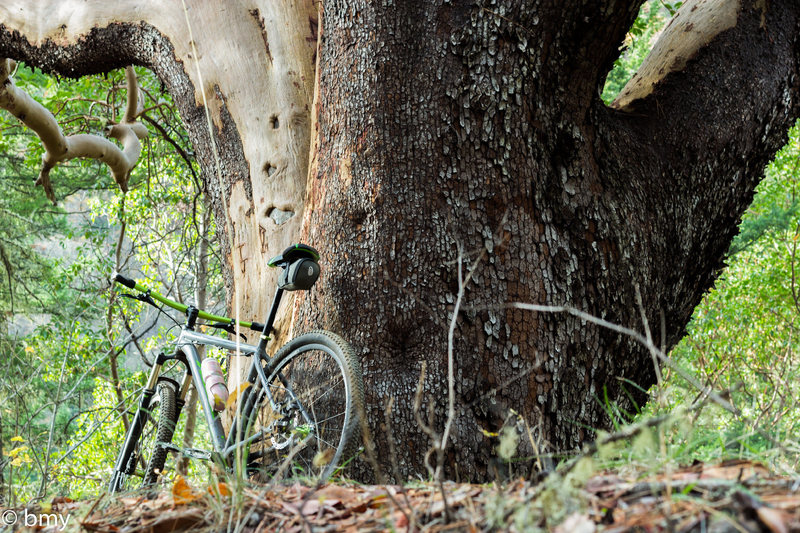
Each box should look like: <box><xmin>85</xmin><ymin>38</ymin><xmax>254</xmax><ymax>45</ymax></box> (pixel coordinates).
<box><xmin>10</xmin><ymin>460</ymin><xmax>800</xmax><ymax>532</ymax></box>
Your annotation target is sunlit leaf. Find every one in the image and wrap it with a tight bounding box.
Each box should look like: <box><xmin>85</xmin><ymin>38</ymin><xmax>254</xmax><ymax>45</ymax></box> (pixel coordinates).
<box><xmin>8</xmin><ymin>445</ymin><xmax>28</xmax><ymax>458</ymax></box>
<box><xmin>172</xmin><ymin>475</ymin><xmax>201</xmax><ymax>505</ymax></box>
<box><xmin>313</xmin><ymin>448</ymin><xmax>335</xmax><ymax>468</ymax></box>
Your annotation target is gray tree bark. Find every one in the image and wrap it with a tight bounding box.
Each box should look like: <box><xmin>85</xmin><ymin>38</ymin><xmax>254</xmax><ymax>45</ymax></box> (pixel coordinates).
<box><xmin>295</xmin><ymin>0</ymin><xmax>800</xmax><ymax>480</ymax></box>
<box><xmin>0</xmin><ymin>0</ymin><xmax>798</xmax><ymax>481</ymax></box>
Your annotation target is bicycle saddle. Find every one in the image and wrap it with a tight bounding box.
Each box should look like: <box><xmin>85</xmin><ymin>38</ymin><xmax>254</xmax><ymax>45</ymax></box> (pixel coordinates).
<box><xmin>268</xmin><ymin>243</ymin><xmax>320</xmax><ymax>267</ymax></box>
<box><xmin>269</xmin><ymin>243</ymin><xmax>321</xmax><ymax>291</ymax></box>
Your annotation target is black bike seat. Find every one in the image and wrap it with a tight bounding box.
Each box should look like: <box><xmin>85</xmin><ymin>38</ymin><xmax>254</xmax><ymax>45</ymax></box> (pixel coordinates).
<box><xmin>268</xmin><ymin>243</ymin><xmax>320</xmax><ymax>267</ymax></box>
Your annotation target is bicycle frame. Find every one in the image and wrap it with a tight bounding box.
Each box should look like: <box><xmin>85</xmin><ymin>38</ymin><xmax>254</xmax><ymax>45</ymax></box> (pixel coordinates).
<box><xmin>114</xmin><ymin>288</ymin><xmax>286</xmax><ymax>477</ymax></box>
<box><xmin>172</xmin><ymin>328</ymin><xmax>257</xmax><ymax>454</ymax></box>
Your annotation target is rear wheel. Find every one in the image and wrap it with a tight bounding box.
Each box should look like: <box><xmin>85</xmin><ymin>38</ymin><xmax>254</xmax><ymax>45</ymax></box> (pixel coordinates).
<box><xmin>109</xmin><ymin>382</ymin><xmax>177</xmax><ymax>492</ymax></box>
<box><xmin>242</xmin><ymin>330</ymin><xmax>364</xmax><ymax>482</ymax></box>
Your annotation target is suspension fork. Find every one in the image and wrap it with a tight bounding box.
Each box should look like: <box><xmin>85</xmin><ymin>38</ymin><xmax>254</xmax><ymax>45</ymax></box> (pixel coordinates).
<box><xmin>110</xmin><ymin>351</ymin><xmax>167</xmax><ymax>477</ymax></box>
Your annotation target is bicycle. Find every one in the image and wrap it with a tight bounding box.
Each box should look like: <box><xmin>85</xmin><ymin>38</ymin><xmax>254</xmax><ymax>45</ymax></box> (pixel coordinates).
<box><xmin>107</xmin><ymin>243</ymin><xmax>365</xmax><ymax>492</ymax></box>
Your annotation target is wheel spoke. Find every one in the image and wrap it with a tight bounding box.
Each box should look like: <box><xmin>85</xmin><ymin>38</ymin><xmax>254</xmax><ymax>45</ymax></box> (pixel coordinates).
<box><xmin>241</xmin><ymin>332</ymin><xmax>363</xmax><ymax>482</ymax></box>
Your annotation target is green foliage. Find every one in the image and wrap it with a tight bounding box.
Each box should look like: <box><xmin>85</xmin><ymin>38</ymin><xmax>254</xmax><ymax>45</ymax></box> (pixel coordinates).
<box><xmin>0</xmin><ymin>63</ymin><xmax>222</xmax><ymax>503</ymax></box>
<box><xmin>602</xmin><ymin>0</ymin><xmax>670</xmax><ymax>104</ymax></box>
<box><xmin>594</xmin><ymin>125</ymin><xmax>800</xmax><ymax>475</ymax></box>
<box><xmin>598</xmin><ymin>1</ymin><xmax>800</xmax><ymax>475</ymax></box>
<box><xmin>652</xmin><ymin>128</ymin><xmax>800</xmax><ymax>465</ymax></box>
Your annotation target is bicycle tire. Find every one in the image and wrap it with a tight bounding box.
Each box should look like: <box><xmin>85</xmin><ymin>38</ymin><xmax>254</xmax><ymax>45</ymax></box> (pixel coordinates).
<box><xmin>241</xmin><ymin>330</ymin><xmax>365</xmax><ymax>482</ymax></box>
<box><xmin>109</xmin><ymin>381</ymin><xmax>177</xmax><ymax>492</ymax></box>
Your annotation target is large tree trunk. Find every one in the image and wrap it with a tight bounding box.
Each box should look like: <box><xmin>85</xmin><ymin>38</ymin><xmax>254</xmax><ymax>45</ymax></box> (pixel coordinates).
<box><xmin>1</xmin><ymin>0</ymin><xmax>799</xmax><ymax>481</ymax></box>
<box><xmin>296</xmin><ymin>0</ymin><xmax>800</xmax><ymax>480</ymax></box>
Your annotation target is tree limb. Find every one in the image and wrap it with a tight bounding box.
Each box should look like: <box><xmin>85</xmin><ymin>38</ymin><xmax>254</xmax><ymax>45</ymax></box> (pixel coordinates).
<box><xmin>612</xmin><ymin>0</ymin><xmax>741</xmax><ymax>111</ymax></box>
<box><xmin>0</xmin><ymin>59</ymin><xmax>147</xmax><ymax>202</ymax></box>
<box><xmin>592</xmin><ymin>0</ymin><xmax>800</xmax><ymax>346</ymax></box>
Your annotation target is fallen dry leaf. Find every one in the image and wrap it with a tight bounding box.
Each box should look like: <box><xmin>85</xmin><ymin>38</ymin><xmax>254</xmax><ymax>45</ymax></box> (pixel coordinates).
<box><xmin>172</xmin><ymin>475</ymin><xmax>201</xmax><ymax>505</ymax></box>
<box><xmin>554</xmin><ymin>512</ymin><xmax>596</xmax><ymax>533</ymax></box>
<box><xmin>757</xmin><ymin>506</ymin><xmax>790</xmax><ymax>533</ymax></box>
<box><xmin>142</xmin><ymin>508</ymin><xmax>206</xmax><ymax>533</ymax></box>
<box><xmin>207</xmin><ymin>481</ymin><xmax>231</xmax><ymax>497</ymax></box>
<box><xmin>50</xmin><ymin>460</ymin><xmax>800</xmax><ymax>533</ymax></box>
<box><xmin>313</xmin><ymin>483</ymin><xmax>361</xmax><ymax>504</ymax></box>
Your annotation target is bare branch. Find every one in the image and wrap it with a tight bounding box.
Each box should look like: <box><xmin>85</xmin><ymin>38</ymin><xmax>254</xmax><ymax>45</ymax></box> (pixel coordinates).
<box><xmin>0</xmin><ymin>59</ymin><xmax>147</xmax><ymax>202</ymax></box>
<box><xmin>613</xmin><ymin>0</ymin><xmax>740</xmax><ymax>110</ymax></box>
<box><xmin>123</xmin><ymin>65</ymin><xmax>143</xmax><ymax>123</ymax></box>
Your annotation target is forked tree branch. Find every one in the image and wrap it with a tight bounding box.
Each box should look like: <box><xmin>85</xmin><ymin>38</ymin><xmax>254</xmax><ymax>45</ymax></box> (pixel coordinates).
<box><xmin>0</xmin><ymin>59</ymin><xmax>147</xmax><ymax>203</ymax></box>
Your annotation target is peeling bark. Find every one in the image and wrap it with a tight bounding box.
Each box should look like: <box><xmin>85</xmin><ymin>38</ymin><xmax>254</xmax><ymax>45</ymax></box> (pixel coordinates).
<box><xmin>0</xmin><ymin>0</ymin><xmax>799</xmax><ymax>482</ymax></box>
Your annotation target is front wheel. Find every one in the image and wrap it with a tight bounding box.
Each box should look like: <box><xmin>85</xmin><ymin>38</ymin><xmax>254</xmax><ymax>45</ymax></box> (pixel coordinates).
<box><xmin>109</xmin><ymin>381</ymin><xmax>178</xmax><ymax>492</ymax></box>
<box><xmin>243</xmin><ymin>330</ymin><xmax>365</xmax><ymax>482</ymax></box>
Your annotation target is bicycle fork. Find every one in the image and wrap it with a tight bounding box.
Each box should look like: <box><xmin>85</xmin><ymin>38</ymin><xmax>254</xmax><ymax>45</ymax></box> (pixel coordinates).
<box><xmin>108</xmin><ymin>352</ymin><xmax>178</xmax><ymax>492</ymax></box>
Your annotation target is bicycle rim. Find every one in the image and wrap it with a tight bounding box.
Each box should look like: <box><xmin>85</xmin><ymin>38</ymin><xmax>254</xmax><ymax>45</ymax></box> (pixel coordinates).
<box><xmin>244</xmin><ymin>331</ymin><xmax>361</xmax><ymax>482</ymax></box>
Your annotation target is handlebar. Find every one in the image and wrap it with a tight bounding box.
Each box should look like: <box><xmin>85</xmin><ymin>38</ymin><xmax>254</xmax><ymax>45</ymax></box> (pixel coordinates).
<box><xmin>113</xmin><ymin>273</ymin><xmax>137</xmax><ymax>289</ymax></box>
<box><xmin>112</xmin><ymin>272</ymin><xmax>266</xmax><ymax>332</ymax></box>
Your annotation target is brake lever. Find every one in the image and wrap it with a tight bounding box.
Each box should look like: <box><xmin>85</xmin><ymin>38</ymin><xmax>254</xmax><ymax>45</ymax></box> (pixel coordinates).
<box><xmin>209</xmin><ymin>322</ymin><xmax>247</xmax><ymax>341</ymax></box>
<box><xmin>120</xmin><ymin>291</ymin><xmax>157</xmax><ymax>307</ymax></box>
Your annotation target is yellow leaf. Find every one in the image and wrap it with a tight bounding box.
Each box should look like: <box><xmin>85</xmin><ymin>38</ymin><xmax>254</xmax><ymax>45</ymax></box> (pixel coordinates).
<box><xmin>313</xmin><ymin>448</ymin><xmax>335</xmax><ymax>468</ymax></box>
<box><xmin>497</xmin><ymin>426</ymin><xmax>518</xmax><ymax>460</ymax></box>
<box><xmin>8</xmin><ymin>445</ymin><xmax>28</xmax><ymax>458</ymax></box>
<box><xmin>172</xmin><ymin>475</ymin><xmax>201</xmax><ymax>505</ymax></box>
<box><xmin>211</xmin><ymin>394</ymin><xmax>222</xmax><ymax>410</ymax></box>
<box><xmin>225</xmin><ymin>382</ymin><xmax>251</xmax><ymax>409</ymax></box>
<box><xmin>10</xmin><ymin>453</ymin><xmax>31</xmax><ymax>467</ymax></box>
<box><xmin>10</xmin><ymin>436</ymin><xmax>24</xmax><ymax>442</ymax></box>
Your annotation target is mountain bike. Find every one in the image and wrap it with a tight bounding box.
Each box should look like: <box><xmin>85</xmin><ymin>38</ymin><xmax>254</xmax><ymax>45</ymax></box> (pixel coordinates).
<box><xmin>107</xmin><ymin>243</ymin><xmax>364</xmax><ymax>492</ymax></box>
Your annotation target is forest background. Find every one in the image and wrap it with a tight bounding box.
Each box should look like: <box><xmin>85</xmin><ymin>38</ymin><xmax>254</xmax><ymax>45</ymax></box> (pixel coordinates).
<box><xmin>1</xmin><ymin>0</ymin><xmax>799</xmax><ymax>509</ymax></box>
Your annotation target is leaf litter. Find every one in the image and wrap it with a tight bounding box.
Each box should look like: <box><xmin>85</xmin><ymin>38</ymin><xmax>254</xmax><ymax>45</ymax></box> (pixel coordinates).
<box><xmin>7</xmin><ymin>460</ymin><xmax>800</xmax><ymax>532</ymax></box>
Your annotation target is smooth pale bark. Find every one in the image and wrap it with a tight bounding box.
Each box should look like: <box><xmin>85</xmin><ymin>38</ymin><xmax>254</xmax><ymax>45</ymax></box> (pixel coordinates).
<box><xmin>614</xmin><ymin>0</ymin><xmax>742</xmax><ymax>110</ymax></box>
<box><xmin>0</xmin><ymin>0</ymin><xmax>316</xmax><ymax>339</ymax></box>
<box><xmin>1</xmin><ymin>0</ymin><xmax>799</xmax><ymax>481</ymax></box>
<box><xmin>177</xmin><ymin>207</ymin><xmax>212</xmax><ymax>476</ymax></box>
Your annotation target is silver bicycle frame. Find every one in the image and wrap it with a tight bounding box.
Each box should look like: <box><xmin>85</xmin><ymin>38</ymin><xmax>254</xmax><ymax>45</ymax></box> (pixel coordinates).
<box><xmin>136</xmin><ymin>287</ymin><xmax>289</xmax><ymax>469</ymax></box>
<box><xmin>181</xmin><ymin>328</ymin><xmax>258</xmax><ymax>452</ymax></box>
<box><xmin>144</xmin><ymin>326</ymin><xmax>263</xmax><ymax>459</ymax></box>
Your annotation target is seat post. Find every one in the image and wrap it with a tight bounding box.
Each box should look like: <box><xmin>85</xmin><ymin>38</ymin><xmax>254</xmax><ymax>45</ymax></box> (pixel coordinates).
<box><xmin>254</xmin><ymin>288</ymin><xmax>284</xmax><ymax>356</ymax></box>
